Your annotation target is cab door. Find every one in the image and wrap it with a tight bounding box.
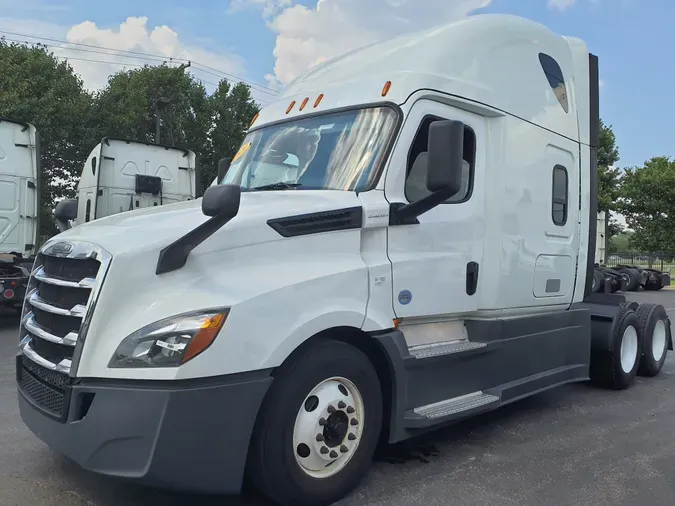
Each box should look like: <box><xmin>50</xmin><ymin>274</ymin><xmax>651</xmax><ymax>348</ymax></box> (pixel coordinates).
<box><xmin>384</xmin><ymin>100</ymin><xmax>486</xmax><ymax>319</ymax></box>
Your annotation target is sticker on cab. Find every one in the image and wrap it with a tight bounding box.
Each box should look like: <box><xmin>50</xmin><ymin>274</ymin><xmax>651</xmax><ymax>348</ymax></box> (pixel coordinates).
<box><xmin>231</xmin><ymin>142</ymin><xmax>251</xmax><ymax>164</ymax></box>
<box><xmin>398</xmin><ymin>290</ymin><xmax>412</xmax><ymax>305</ymax></box>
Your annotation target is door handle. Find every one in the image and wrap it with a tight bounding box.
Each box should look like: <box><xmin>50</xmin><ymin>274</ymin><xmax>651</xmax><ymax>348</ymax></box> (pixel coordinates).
<box><xmin>466</xmin><ymin>261</ymin><xmax>479</xmax><ymax>296</ymax></box>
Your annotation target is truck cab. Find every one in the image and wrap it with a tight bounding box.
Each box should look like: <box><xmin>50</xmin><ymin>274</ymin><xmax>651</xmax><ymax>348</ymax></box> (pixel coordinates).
<box><xmin>0</xmin><ymin>118</ymin><xmax>38</xmax><ymax>309</ymax></box>
<box><xmin>55</xmin><ymin>138</ymin><xmax>198</xmax><ymax>230</ymax></box>
<box><xmin>16</xmin><ymin>14</ymin><xmax>672</xmax><ymax>506</ymax></box>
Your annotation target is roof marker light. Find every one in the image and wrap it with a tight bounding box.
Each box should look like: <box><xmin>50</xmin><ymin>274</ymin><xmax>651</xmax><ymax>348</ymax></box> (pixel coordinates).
<box><xmin>249</xmin><ymin>113</ymin><xmax>259</xmax><ymax>127</ymax></box>
<box><xmin>299</xmin><ymin>97</ymin><xmax>309</xmax><ymax>111</ymax></box>
<box><xmin>381</xmin><ymin>81</ymin><xmax>392</xmax><ymax>97</ymax></box>
<box><xmin>286</xmin><ymin>100</ymin><xmax>296</xmax><ymax>114</ymax></box>
<box><xmin>314</xmin><ymin>94</ymin><xmax>324</xmax><ymax>108</ymax></box>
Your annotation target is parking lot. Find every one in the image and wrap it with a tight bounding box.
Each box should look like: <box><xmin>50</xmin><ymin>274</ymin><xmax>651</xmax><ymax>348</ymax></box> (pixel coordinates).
<box><xmin>1</xmin><ymin>290</ymin><xmax>674</xmax><ymax>506</ymax></box>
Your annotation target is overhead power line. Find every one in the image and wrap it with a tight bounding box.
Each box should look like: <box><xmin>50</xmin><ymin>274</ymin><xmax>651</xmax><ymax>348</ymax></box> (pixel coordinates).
<box><xmin>0</xmin><ymin>29</ymin><xmax>279</xmax><ymax>97</ymax></box>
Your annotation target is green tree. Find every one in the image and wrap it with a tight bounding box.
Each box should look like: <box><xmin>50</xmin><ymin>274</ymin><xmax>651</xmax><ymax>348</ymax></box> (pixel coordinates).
<box><xmin>92</xmin><ymin>65</ymin><xmax>259</xmax><ymax>193</ymax></box>
<box><xmin>92</xmin><ymin>64</ymin><xmax>211</xmax><ymax>150</ymax></box>
<box><xmin>202</xmin><ymin>80</ymin><xmax>260</xmax><ymax>190</ymax></box>
<box><xmin>597</xmin><ymin>119</ymin><xmax>620</xmax><ymax>214</ymax></box>
<box><xmin>618</xmin><ymin>156</ymin><xmax>675</xmax><ymax>254</ymax></box>
<box><xmin>0</xmin><ymin>40</ymin><xmax>92</xmax><ymax>236</ymax></box>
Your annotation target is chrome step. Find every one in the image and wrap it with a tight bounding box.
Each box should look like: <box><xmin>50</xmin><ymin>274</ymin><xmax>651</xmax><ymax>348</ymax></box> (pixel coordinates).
<box><xmin>28</xmin><ymin>290</ymin><xmax>87</xmax><ymax>317</ymax></box>
<box><xmin>20</xmin><ymin>337</ymin><xmax>72</xmax><ymax>374</ymax></box>
<box><xmin>413</xmin><ymin>392</ymin><xmax>499</xmax><ymax>419</ymax></box>
<box><xmin>408</xmin><ymin>340</ymin><xmax>487</xmax><ymax>359</ymax></box>
<box><xmin>33</xmin><ymin>266</ymin><xmax>96</xmax><ymax>289</ymax></box>
<box><xmin>23</xmin><ymin>313</ymin><xmax>78</xmax><ymax>347</ymax></box>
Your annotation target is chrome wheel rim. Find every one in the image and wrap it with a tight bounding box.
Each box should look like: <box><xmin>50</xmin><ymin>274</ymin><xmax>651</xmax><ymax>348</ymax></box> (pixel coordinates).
<box><xmin>652</xmin><ymin>319</ymin><xmax>667</xmax><ymax>362</ymax></box>
<box><xmin>620</xmin><ymin>325</ymin><xmax>638</xmax><ymax>374</ymax></box>
<box><xmin>292</xmin><ymin>377</ymin><xmax>364</xmax><ymax>478</ymax></box>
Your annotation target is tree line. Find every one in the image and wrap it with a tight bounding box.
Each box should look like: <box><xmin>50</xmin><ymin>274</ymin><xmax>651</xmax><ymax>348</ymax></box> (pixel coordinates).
<box><xmin>1</xmin><ymin>39</ymin><xmax>672</xmax><ymax>252</ymax></box>
<box><xmin>596</xmin><ymin>119</ymin><xmax>675</xmax><ymax>255</ymax></box>
<box><xmin>0</xmin><ymin>40</ymin><xmax>259</xmax><ymax>235</ymax></box>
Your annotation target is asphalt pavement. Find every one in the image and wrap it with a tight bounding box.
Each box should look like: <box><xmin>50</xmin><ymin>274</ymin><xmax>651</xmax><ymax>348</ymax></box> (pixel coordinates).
<box><xmin>1</xmin><ymin>290</ymin><xmax>675</xmax><ymax>506</ymax></box>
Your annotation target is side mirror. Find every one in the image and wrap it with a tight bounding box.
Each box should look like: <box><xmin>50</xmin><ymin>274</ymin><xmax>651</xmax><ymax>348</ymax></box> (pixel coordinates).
<box><xmin>202</xmin><ymin>184</ymin><xmax>241</xmax><ymax>218</ymax></box>
<box><xmin>426</xmin><ymin>120</ymin><xmax>465</xmax><ymax>196</ymax></box>
<box><xmin>54</xmin><ymin>198</ymin><xmax>78</xmax><ymax>232</ymax></box>
<box><xmin>157</xmin><ymin>184</ymin><xmax>242</xmax><ymax>275</ymax></box>
<box><xmin>217</xmin><ymin>157</ymin><xmax>232</xmax><ymax>182</ymax></box>
<box><xmin>389</xmin><ymin>120</ymin><xmax>466</xmax><ymax>226</ymax></box>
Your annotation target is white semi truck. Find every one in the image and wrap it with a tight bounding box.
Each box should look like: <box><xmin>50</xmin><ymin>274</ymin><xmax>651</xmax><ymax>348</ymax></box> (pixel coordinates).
<box><xmin>55</xmin><ymin>138</ymin><xmax>199</xmax><ymax>231</ymax></box>
<box><xmin>16</xmin><ymin>14</ymin><xmax>672</xmax><ymax>506</ymax></box>
<box><xmin>0</xmin><ymin>118</ymin><xmax>39</xmax><ymax>310</ymax></box>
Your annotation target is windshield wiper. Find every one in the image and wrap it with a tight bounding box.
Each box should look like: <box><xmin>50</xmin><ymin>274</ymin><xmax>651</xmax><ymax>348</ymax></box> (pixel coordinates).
<box><xmin>250</xmin><ymin>182</ymin><xmax>303</xmax><ymax>191</ymax></box>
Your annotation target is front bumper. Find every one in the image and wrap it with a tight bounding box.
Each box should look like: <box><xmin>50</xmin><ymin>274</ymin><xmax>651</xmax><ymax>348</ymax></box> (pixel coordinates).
<box><xmin>17</xmin><ymin>355</ymin><xmax>273</xmax><ymax>494</ymax></box>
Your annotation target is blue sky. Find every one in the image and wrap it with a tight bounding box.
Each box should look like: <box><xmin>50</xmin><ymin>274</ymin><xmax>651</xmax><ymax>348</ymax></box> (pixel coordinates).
<box><xmin>0</xmin><ymin>0</ymin><xmax>672</xmax><ymax>169</ymax></box>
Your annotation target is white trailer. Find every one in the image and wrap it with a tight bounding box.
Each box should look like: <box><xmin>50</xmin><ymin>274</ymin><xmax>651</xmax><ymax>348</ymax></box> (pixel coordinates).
<box><xmin>0</xmin><ymin>118</ymin><xmax>39</xmax><ymax>309</ymax></box>
<box><xmin>55</xmin><ymin>138</ymin><xmax>198</xmax><ymax>230</ymax></box>
<box><xmin>16</xmin><ymin>14</ymin><xmax>672</xmax><ymax>506</ymax></box>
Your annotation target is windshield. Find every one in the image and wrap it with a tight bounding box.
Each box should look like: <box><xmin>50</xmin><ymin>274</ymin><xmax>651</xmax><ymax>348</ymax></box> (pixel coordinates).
<box><xmin>220</xmin><ymin>106</ymin><xmax>398</xmax><ymax>192</ymax></box>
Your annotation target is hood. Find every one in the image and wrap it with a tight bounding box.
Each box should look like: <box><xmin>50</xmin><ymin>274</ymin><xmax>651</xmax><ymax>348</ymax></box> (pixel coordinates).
<box><xmin>54</xmin><ymin>190</ymin><xmax>363</xmax><ymax>256</ymax></box>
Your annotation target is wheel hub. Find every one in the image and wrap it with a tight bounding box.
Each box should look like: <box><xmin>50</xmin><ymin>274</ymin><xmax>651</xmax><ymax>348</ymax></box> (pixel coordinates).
<box><xmin>293</xmin><ymin>377</ymin><xmax>364</xmax><ymax>479</ymax></box>
<box><xmin>323</xmin><ymin>410</ymin><xmax>349</xmax><ymax>447</ymax></box>
<box><xmin>652</xmin><ymin>319</ymin><xmax>667</xmax><ymax>362</ymax></box>
<box><xmin>620</xmin><ymin>325</ymin><xmax>638</xmax><ymax>374</ymax></box>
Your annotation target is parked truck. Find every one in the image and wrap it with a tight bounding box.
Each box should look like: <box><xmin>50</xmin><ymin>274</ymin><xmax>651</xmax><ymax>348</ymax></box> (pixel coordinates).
<box><xmin>55</xmin><ymin>138</ymin><xmax>199</xmax><ymax>231</ymax></box>
<box><xmin>16</xmin><ymin>14</ymin><xmax>673</xmax><ymax>506</ymax></box>
<box><xmin>0</xmin><ymin>118</ymin><xmax>39</xmax><ymax>311</ymax></box>
<box><xmin>593</xmin><ymin>211</ymin><xmax>671</xmax><ymax>293</ymax></box>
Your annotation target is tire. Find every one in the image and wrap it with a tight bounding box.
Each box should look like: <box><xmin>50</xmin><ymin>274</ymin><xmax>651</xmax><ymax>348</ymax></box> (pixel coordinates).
<box><xmin>644</xmin><ymin>281</ymin><xmax>663</xmax><ymax>291</ymax></box>
<box><xmin>618</xmin><ymin>268</ymin><xmax>640</xmax><ymax>291</ymax></box>
<box><xmin>592</xmin><ymin>270</ymin><xmax>605</xmax><ymax>293</ymax></box>
<box><xmin>636</xmin><ymin>303</ymin><xmax>670</xmax><ymax>377</ymax></box>
<box><xmin>590</xmin><ymin>307</ymin><xmax>641</xmax><ymax>390</ymax></box>
<box><xmin>248</xmin><ymin>340</ymin><xmax>383</xmax><ymax>506</ymax></box>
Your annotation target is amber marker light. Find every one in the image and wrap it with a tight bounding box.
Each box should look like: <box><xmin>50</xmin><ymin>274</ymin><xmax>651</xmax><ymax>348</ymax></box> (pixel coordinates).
<box><xmin>381</xmin><ymin>81</ymin><xmax>392</xmax><ymax>97</ymax></box>
<box><xmin>181</xmin><ymin>311</ymin><xmax>229</xmax><ymax>364</ymax></box>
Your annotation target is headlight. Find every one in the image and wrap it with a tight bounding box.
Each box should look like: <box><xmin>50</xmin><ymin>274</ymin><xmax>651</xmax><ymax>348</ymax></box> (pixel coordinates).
<box><xmin>109</xmin><ymin>309</ymin><xmax>229</xmax><ymax>368</ymax></box>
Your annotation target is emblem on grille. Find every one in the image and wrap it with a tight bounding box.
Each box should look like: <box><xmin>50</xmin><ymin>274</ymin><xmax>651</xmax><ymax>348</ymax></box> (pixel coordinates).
<box><xmin>48</xmin><ymin>241</ymin><xmax>74</xmax><ymax>256</ymax></box>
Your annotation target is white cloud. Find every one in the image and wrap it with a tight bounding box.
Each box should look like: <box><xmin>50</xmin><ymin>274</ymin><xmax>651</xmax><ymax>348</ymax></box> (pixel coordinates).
<box><xmin>547</xmin><ymin>0</ymin><xmax>576</xmax><ymax>11</ymax></box>
<box><xmin>64</xmin><ymin>17</ymin><xmax>246</xmax><ymax>92</ymax></box>
<box><xmin>599</xmin><ymin>79</ymin><xmax>605</xmax><ymax>88</ymax></box>
<box><xmin>262</xmin><ymin>0</ymin><xmax>493</xmax><ymax>86</ymax></box>
<box><xmin>229</xmin><ymin>0</ymin><xmax>292</xmax><ymax>18</ymax></box>
<box><xmin>0</xmin><ymin>16</ymin><xmax>263</xmax><ymax>99</ymax></box>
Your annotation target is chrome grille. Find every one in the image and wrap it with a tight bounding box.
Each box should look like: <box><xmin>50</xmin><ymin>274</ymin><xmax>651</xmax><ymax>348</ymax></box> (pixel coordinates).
<box><xmin>18</xmin><ymin>240</ymin><xmax>112</xmax><ymax>380</ymax></box>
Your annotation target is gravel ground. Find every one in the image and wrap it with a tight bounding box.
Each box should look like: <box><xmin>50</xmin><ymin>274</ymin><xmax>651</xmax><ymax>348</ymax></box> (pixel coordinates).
<box><xmin>1</xmin><ymin>290</ymin><xmax>674</xmax><ymax>506</ymax></box>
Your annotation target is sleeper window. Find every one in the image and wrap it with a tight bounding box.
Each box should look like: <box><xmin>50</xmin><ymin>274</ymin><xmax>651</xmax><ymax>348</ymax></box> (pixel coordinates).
<box><xmin>552</xmin><ymin>165</ymin><xmax>568</xmax><ymax>226</ymax></box>
<box><xmin>539</xmin><ymin>53</ymin><xmax>569</xmax><ymax>113</ymax></box>
<box><xmin>404</xmin><ymin>116</ymin><xmax>476</xmax><ymax>204</ymax></box>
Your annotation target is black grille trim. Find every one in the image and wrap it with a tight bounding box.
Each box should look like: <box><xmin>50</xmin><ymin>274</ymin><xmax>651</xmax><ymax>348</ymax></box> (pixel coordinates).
<box><xmin>42</xmin><ymin>255</ymin><xmax>100</xmax><ymax>282</ymax></box>
<box><xmin>17</xmin><ymin>355</ymin><xmax>72</xmax><ymax>421</ymax></box>
<box><xmin>267</xmin><ymin>206</ymin><xmax>363</xmax><ymax>238</ymax></box>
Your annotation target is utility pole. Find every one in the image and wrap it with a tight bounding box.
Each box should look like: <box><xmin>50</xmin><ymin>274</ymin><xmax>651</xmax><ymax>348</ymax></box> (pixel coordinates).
<box><xmin>154</xmin><ymin>97</ymin><xmax>172</xmax><ymax>145</ymax></box>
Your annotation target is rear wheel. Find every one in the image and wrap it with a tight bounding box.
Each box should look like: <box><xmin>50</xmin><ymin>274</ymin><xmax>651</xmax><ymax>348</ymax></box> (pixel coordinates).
<box><xmin>590</xmin><ymin>307</ymin><xmax>641</xmax><ymax>390</ymax></box>
<box><xmin>618</xmin><ymin>268</ymin><xmax>640</xmax><ymax>291</ymax></box>
<box><xmin>636</xmin><ymin>303</ymin><xmax>670</xmax><ymax>377</ymax></box>
<box><xmin>248</xmin><ymin>340</ymin><xmax>382</xmax><ymax>506</ymax></box>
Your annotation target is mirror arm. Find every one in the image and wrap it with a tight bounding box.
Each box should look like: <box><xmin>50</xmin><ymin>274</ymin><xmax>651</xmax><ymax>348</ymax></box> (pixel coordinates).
<box><xmin>389</xmin><ymin>187</ymin><xmax>455</xmax><ymax>226</ymax></box>
<box><xmin>155</xmin><ymin>213</ymin><xmax>234</xmax><ymax>275</ymax></box>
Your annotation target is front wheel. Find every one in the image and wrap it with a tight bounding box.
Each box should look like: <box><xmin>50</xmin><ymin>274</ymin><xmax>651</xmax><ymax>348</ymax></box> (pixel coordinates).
<box><xmin>248</xmin><ymin>340</ymin><xmax>383</xmax><ymax>506</ymax></box>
